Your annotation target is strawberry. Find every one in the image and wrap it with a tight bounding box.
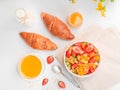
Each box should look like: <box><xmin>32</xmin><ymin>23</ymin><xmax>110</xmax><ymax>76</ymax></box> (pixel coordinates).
<box><xmin>42</xmin><ymin>78</ymin><xmax>48</xmax><ymax>86</ymax></box>
<box><xmin>89</xmin><ymin>56</ymin><xmax>96</xmax><ymax>63</ymax></box>
<box><xmin>66</xmin><ymin>50</ymin><xmax>72</xmax><ymax>58</ymax></box>
<box><xmin>89</xmin><ymin>66</ymin><xmax>95</xmax><ymax>73</ymax></box>
<box><xmin>72</xmin><ymin>63</ymin><xmax>78</xmax><ymax>69</ymax></box>
<box><xmin>81</xmin><ymin>42</ymin><xmax>87</xmax><ymax>49</ymax></box>
<box><xmin>72</xmin><ymin>46</ymin><xmax>84</xmax><ymax>55</ymax></box>
<box><xmin>47</xmin><ymin>56</ymin><xmax>54</xmax><ymax>64</ymax></box>
<box><xmin>74</xmin><ymin>42</ymin><xmax>82</xmax><ymax>47</ymax></box>
<box><xmin>58</xmin><ymin>81</ymin><xmax>66</xmax><ymax>88</ymax></box>
<box><xmin>87</xmin><ymin>69</ymin><xmax>91</xmax><ymax>74</ymax></box>
<box><xmin>84</xmin><ymin>44</ymin><xmax>94</xmax><ymax>53</ymax></box>
<box><xmin>71</xmin><ymin>50</ymin><xmax>76</xmax><ymax>56</ymax></box>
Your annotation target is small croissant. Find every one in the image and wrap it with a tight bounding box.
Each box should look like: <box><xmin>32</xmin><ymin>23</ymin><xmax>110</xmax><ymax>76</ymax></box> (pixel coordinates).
<box><xmin>41</xmin><ymin>12</ymin><xmax>74</xmax><ymax>40</ymax></box>
<box><xmin>20</xmin><ymin>32</ymin><xmax>58</xmax><ymax>50</ymax></box>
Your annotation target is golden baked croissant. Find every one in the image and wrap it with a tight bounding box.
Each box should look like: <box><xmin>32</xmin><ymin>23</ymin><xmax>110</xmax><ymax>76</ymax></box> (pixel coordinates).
<box><xmin>20</xmin><ymin>32</ymin><xmax>58</xmax><ymax>50</ymax></box>
<box><xmin>41</xmin><ymin>12</ymin><xmax>74</xmax><ymax>40</ymax></box>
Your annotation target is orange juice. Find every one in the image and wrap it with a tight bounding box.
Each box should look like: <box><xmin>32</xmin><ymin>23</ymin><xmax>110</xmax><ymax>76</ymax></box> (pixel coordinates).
<box><xmin>68</xmin><ymin>12</ymin><xmax>83</xmax><ymax>28</ymax></box>
<box><xmin>19</xmin><ymin>55</ymin><xmax>42</xmax><ymax>79</ymax></box>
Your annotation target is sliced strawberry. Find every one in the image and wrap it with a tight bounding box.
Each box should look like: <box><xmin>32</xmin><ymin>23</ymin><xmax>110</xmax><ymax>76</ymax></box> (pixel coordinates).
<box><xmin>72</xmin><ymin>63</ymin><xmax>78</xmax><ymax>69</ymax></box>
<box><xmin>87</xmin><ymin>70</ymin><xmax>91</xmax><ymax>74</ymax></box>
<box><xmin>66</xmin><ymin>50</ymin><xmax>72</xmax><ymax>58</ymax></box>
<box><xmin>71</xmin><ymin>50</ymin><xmax>76</xmax><ymax>56</ymax></box>
<box><xmin>89</xmin><ymin>56</ymin><xmax>96</xmax><ymax>63</ymax></box>
<box><xmin>84</xmin><ymin>44</ymin><xmax>94</xmax><ymax>53</ymax></box>
<box><xmin>72</xmin><ymin>46</ymin><xmax>84</xmax><ymax>54</ymax></box>
<box><xmin>74</xmin><ymin>42</ymin><xmax>82</xmax><ymax>47</ymax></box>
<box><xmin>89</xmin><ymin>66</ymin><xmax>95</xmax><ymax>73</ymax></box>
<box><xmin>47</xmin><ymin>56</ymin><xmax>54</xmax><ymax>64</ymax></box>
<box><xmin>58</xmin><ymin>81</ymin><xmax>66</xmax><ymax>89</ymax></box>
<box><xmin>42</xmin><ymin>78</ymin><xmax>48</xmax><ymax>86</ymax></box>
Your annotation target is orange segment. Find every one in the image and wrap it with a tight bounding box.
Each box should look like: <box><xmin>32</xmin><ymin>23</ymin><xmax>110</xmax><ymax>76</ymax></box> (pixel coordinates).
<box><xmin>95</xmin><ymin>55</ymin><xmax>100</xmax><ymax>62</ymax></box>
<box><xmin>68</xmin><ymin>12</ymin><xmax>83</xmax><ymax>28</ymax></box>
<box><xmin>77</xmin><ymin>64</ymin><xmax>89</xmax><ymax>75</ymax></box>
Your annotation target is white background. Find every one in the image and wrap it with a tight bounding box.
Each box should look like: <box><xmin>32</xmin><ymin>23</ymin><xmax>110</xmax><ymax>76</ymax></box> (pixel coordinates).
<box><xmin>0</xmin><ymin>0</ymin><xmax>120</xmax><ymax>90</ymax></box>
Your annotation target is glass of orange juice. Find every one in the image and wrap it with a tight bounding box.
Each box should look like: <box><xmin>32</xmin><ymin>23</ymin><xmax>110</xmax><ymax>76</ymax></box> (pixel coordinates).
<box><xmin>18</xmin><ymin>53</ymin><xmax>44</xmax><ymax>80</ymax></box>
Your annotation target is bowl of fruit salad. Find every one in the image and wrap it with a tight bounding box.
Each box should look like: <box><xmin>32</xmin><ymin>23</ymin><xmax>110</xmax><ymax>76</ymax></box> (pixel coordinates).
<box><xmin>64</xmin><ymin>41</ymin><xmax>100</xmax><ymax>78</ymax></box>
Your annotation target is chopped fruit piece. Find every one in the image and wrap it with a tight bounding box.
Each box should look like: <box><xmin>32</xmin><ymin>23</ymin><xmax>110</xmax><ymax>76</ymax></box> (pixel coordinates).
<box><xmin>66</xmin><ymin>50</ymin><xmax>72</xmax><ymax>58</ymax></box>
<box><xmin>66</xmin><ymin>57</ymin><xmax>75</xmax><ymax>64</ymax></box>
<box><xmin>71</xmin><ymin>50</ymin><xmax>76</xmax><ymax>56</ymax></box>
<box><xmin>71</xmin><ymin>69</ymin><xmax>77</xmax><ymax>73</ymax></box>
<box><xmin>94</xmin><ymin>47</ymin><xmax>99</xmax><ymax>53</ymax></box>
<box><xmin>87</xmin><ymin>70</ymin><xmax>91</xmax><ymax>74</ymax></box>
<box><xmin>77</xmin><ymin>64</ymin><xmax>89</xmax><ymax>75</ymax></box>
<box><xmin>89</xmin><ymin>56</ymin><xmax>96</xmax><ymax>63</ymax></box>
<box><xmin>88</xmin><ymin>51</ymin><xmax>96</xmax><ymax>58</ymax></box>
<box><xmin>95</xmin><ymin>55</ymin><xmax>100</xmax><ymax>62</ymax></box>
<box><xmin>68</xmin><ymin>12</ymin><xmax>83</xmax><ymax>28</ymax></box>
<box><xmin>79</xmin><ymin>54</ymin><xmax>90</xmax><ymax>64</ymax></box>
<box><xmin>47</xmin><ymin>56</ymin><xmax>54</xmax><ymax>64</ymax></box>
<box><xmin>81</xmin><ymin>42</ymin><xmax>87</xmax><ymax>49</ymax></box>
<box><xmin>74</xmin><ymin>42</ymin><xmax>82</xmax><ymax>47</ymax></box>
<box><xmin>82</xmin><ymin>54</ymin><xmax>90</xmax><ymax>61</ymax></box>
<box><xmin>89</xmin><ymin>63</ymin><xmax>96</xmax><ymax>67</ymax></box>
<box><xmin>77</xmin><ymin>65</ymin><xmax>84</xmax><ymax>76</ymax></box>
<box><xmin>83</xmin><ymin>64</ymin><xmax>89</xmax><ymax>74</ymax></box>
<box><xmin>77</xmin><ymin>55</ymin><xmax>82</xmax><ymax>61</ymax></box>
<box><xmin>72</xmin><ymin>46</ymin><xmax>84</xmax><ymax>54</ymax></box>
<box><xmin>42</xmin><ymin>78</ymin><xmax>48</xmax><ymax>86</ymax></box>
<box><xmin>72</xmin><ymin>63</ymin><xmax>78</xmax><ymax>69</ymax></box>
<box><xmin>89</xmin><ymin>66</ymin><xmax>95</xmax><ymax>73</ymax></box>
<box><xmin>80</xmin><ymin>59</ymin><xmax>88</xmax><ymax>64</ymax></box>
<box><xmin>78</xmin><ymin>61</ymin><xmax>82</xmax><ymax>64</ymax></box>
<box><xmin>58</xmin><ymin>81</ymin><xmax>66</xmax><ymax>89</ymax></box>
<box><xmin>84</xmin><ymin>44</ymin><xmax>94</xmax><ymax>53</ymax></box>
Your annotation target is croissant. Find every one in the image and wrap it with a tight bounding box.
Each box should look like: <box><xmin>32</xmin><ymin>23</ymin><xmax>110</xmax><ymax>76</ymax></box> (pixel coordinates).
<box><xmin>20</xmin><ymin>32</ymin><xmax>58</xmax><ymax>50</ymax></box>
<box><xmin>41</xmin><ymin>12</ymin><xmax>74</xmax><ymax>40</ymax></box>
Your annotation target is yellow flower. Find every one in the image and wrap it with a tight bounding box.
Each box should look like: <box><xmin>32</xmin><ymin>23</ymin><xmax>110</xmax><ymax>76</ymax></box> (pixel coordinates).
<box><xmin>101</xmin><ymin>7</ymin><xmax>106</xmax><ymax>16</ymax></box>
<box><xmin>71</xmin><ymin>0</ymin><xmax>76</xmax><ymax>3</ymax></box>
<box><xmin>96</xmin><ymin>2</ymin><xmax>106</xmax><ymax>16</ymax></box>
<box><xmin>93</xmin><ymin>0</ymin><xmax>97</xmax><ymax>2</ymax></box>
<box><xmin>96</xmin><ymin>2</ymin><xmax>103</xmax><ymax>10</ymax></box>
<box><xmin>69</xmin><ymin>0</ymin><xmax>114</xmax><ymax>16</ymax></box>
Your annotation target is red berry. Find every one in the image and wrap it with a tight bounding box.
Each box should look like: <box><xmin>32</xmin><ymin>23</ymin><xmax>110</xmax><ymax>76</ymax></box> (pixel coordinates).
<box><xmin>89</xmin><ymin>66</ymin><xmax>95</xmax><ymax>73</ymax></box>
<box><xmin>71</xmin><ymin>50</ymin><xmax>76</xmax><ymax>56</ymax></box>
<box><xmin>66</xmin><ymin>50</ymin><xmax>72</xmax><ymax>58</ymax></box>
<box><xmin>89</xmin><ymin>56</ymin><xmax>96</xmax><ymax>63</ymax></box>
<box><xmin>84</xmin><ymin>44</ymin><xmax>94</xmax><ymax>53</ymax></box>
<box><xmin>74</xmin><ymin>42</ymin><xmax>82</xmax><ymax>47</ymax></box>
<box><xmin>72</xmin><ymin>63</ymin><xmax>78</xmax><ymax>69</ymax></box>
<box><xmin>72</xmin><ymin>46</ymin><xmax>84</xmax><ymax>54</ymax></box>
<box><xmin>47</xmin><ymin>56</ymin><xmax>54</xmax><ymax>64</ymax></box>
<box><xmin>58</xmin><ymin>81</ymin><xmax>66</xmax><ymax>88</ymax></box>
<box><xmin>42</xmin><ymin>78</ymin><xmax>48</xmax><ymax>86</ymax></box>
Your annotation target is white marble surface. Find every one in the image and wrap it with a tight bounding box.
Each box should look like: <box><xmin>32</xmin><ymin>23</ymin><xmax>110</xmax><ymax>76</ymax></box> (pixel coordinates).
<box><xmin>0</xmin><ymin>0</ymin><xmax>120</xmax><ymax>90</ymax></box>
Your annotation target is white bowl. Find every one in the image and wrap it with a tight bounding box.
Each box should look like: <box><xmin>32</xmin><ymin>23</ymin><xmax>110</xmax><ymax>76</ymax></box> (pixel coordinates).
<box><xmin>64</xmin><ymin>41</ymin><xmax>101</xmax><ymax>78</ymax></box>
<box><xmin>18</xmin><ymin>53</ymin><xmax>45</xmax><ymax>81</ymax></box>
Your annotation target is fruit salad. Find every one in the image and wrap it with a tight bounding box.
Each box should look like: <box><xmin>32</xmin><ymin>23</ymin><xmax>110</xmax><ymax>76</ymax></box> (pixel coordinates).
<box><xmin>65</xmin><ymin>42</ymin><xmax>100</xmax><ymax>76</ymax></box>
